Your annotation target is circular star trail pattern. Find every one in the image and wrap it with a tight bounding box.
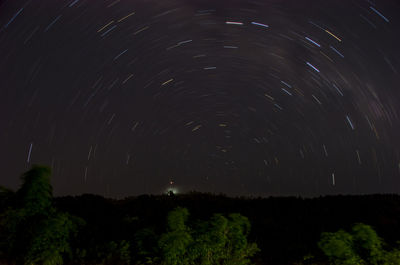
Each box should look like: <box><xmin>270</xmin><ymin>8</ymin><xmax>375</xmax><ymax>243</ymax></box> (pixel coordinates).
<box><xmin>1</xmin><ymin>0</ymin><xmax>400</xmax><ymax>198</ymax></box>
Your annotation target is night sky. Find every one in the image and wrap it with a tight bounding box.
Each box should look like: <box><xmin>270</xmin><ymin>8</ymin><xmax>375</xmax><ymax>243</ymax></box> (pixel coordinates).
<box><xmin>1</xmin><ymin>0</ymin><xmax>400</xmax><ymax>198</ymax></box>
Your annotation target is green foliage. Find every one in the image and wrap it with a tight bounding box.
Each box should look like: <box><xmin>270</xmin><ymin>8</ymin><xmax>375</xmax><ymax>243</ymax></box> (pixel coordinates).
<box><xmin>188</xmin><ymin>213</ymin><xmax>259</xmax><ymax>265</ymax></box>
<box><xmin>2</xmin><ymin>167</ymin><xmax>256</xmax><ymax>265</ymax></box>
<box><xmin>222</xmin><ymin>213</ymin><xmax>260</xmax><ymax>265</ymax></box>
<box><xmin>159</xmin><ymin>207</ymin><xmax>193</xmax><ymax>265</ymax></box>
<box><xmin>24</xmin><ymin>212</ymin><xmax>80</xmax><ymax>265</ymax></box>
<box><xmin>158</xmin><ymin>207</ymin><xmax>259</xmax><ymax>265</ymax></box>
<box><xmin>17</xmin><ymin>165</ymin><xmax>53</xmax><ymax>216</ymax></box>
<box><xmin>382</xmin><ymin>248</ymin><xmax>400</xmax><ymax>265</ymax></box>
<box><xmin>0</xmin><ymin>165</ymin><xmax>84</xmax><ymax>265</ymax></box>
<box><xmin>190</xmin><ymin>214</ymin><xmax>229</xmax><ymax>265</ymax></box>
<box><xmin>318</xmin><ymin>223</ymin><xmax>400</xmax><ymax>265</ymax></box>
<box><xmin>351</xmin><ymin>223</ymin><xmax>384</xmax><ymax>265</ymax></box>
<box><xmin>318</xmin><ymin>229</ymin><xmax>362</xmax><ymax>265</ymax></box>
<box><xmin>166</xmin><ymin>207</ymin><xmax>190</xmax><ymax>231</ymax></box>
<box><xmin>134</xmin><ymin>227</ymin><xmax>160</xmax><ymax>263</ymax></box>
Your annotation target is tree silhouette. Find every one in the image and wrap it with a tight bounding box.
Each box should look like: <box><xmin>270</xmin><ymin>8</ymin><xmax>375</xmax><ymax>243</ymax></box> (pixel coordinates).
<box><xmin>0</xmin><ymin>165</ymin><xmax>84</xmax><ymax>265</ymax></box>
<box><xmin>134</xmin><ymin>227</ymin><xmax>160</xmax><ymax>264</ymax></box>
<box><xmin>318</xmin><ymin>223</ymin><xmax>400</xmax><ymax>265</ymax></box>
<box><xmin>17</xmin><ymin>165</ymin><xmax>53</xmax><ymax>216</ymax></box>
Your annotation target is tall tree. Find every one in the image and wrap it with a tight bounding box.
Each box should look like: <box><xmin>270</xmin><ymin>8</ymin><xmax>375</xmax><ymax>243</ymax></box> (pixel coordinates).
<box><xmin>222</xmin><ymin>213</ymin><xmax>259</xmax><ymax>265</ymax></box>
<box><xmin>158</xmin><ymin>207</ymin><xmax>193</xmax><ymax>265</ymax></box>
<box><xmin>0</xmin><ymin>165</ymin><xmax>84</xmax><ymax>265</ymax></box>
<box><xmin>17</xmin><ymin>165</ymin><xmax>53</xmax><ymax>216</ymax></box>
<box><xmin>190</xmin><ymin>214</ymin><xmax>229</xmax><ymax>265</ymax></box>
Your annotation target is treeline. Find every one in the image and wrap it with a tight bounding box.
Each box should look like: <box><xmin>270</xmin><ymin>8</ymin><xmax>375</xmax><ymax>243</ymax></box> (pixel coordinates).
<box><xmin>0</xmin><ymin>165</ymin><xmax>258</xmax><ymax>265</ymax></box>
<box><xmin>2</xmin><ymin>165</ymin><xmax>400</xmax><ymax>265</ymax></box>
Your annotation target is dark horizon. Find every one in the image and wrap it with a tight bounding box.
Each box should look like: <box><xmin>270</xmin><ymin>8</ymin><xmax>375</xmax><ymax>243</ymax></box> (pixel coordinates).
<box><xmin>4</xmin><ymin>167</ymin><xmax>400</xmax><ymax>265</ymax></box>
<box><xmin>1</xmin><ymin>0</ymin><xmax>400</xmax><ymax>198</ymax></box>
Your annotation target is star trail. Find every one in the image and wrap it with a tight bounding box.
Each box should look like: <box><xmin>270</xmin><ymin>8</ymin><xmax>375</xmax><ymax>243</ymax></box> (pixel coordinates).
<box><xmin>0</xmin><ymin>0</ymin><xmax>399</xmax><ymax>198</ymax></box>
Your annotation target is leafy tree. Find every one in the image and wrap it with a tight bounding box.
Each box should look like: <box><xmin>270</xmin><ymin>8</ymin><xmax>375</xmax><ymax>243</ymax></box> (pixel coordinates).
<box><xmin>318</xmin><ymin>229</ymin><xmax>362</xmax><ymax>265</ymax></box>
<box><xmin>17</xmin><ymin>165</ymin><xmax>53</xmax><ymax>216</ymax></box>
<box><xmin>190</xmin><ymin>214</ymin><xmax>229</xmax><ymax>264</ymax></box>
<box><xmin>222</xmin><ymin>213</ymin><xmax>259</xmax><ymax>265</ymax></box>
<box><xmin>0</xmin><ymin>165</ymin><xmax>84</xmax><ymax>265</ymax></box>
<box><xmin>351</xmin><ymin>223</ymin><xmax>384</xmax><ymax>265</ymax></box>
<box><xmin>158</xmin><ymin>207</ymin><xmax>259</xmax><ymax>265</ymax></box>
<box><xmin>189</xmin><ymin>213</ymin><xmax>259</xmax><ymax>265</ymax></box>
<box><xmin>158</xmin><ymin>207</ymin><xmax>193</xmax><ymax>265</ymax></box>
<box><xmin>24</xmin><ymin>212</ymin><xmax>81</xmax><ymax>265</ymax></box>
<box><xmin>318</xmin><ymin>223</ymin><xmax>400</xmax><ymax>265</ymax></box>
